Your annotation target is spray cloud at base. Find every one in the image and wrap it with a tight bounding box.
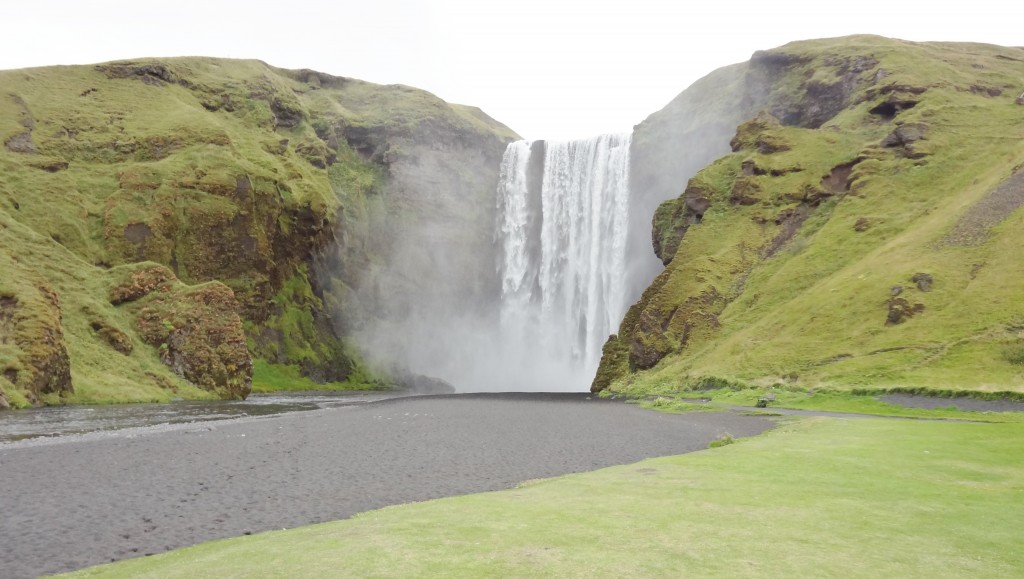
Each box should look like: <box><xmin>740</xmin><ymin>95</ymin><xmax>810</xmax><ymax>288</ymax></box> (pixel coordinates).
<box><xmin>330</xmin><ymin>133</ymin><xmax>646</xmax><ymax>393</ymax></box>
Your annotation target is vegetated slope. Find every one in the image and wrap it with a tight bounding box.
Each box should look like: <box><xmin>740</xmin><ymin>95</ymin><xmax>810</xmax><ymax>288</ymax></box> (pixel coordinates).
<box><xmin>595</xmin><ymin>36</ymin><xmax>1024</xmax><ymax>396</ymax></box>
<box><xmin>0</xmin><ymin>58</ymin><xmax>516</xmax><ymax>407</ymax></box>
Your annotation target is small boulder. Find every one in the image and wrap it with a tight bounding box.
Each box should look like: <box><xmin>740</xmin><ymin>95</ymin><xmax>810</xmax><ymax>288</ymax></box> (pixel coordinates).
<box><xmin>881</xmin><ymin>123</ymin><xmax>927</xmax><ymax>148</ymax></box>
<box><xmin>912</xmin><ymin>273</ymin><xmax>933</xmax><ymax>292</ymax></box>
<box><xmin>854</xmin><ymin>217</ymin><xmax>871</xmax><ymax>232</ymax></box>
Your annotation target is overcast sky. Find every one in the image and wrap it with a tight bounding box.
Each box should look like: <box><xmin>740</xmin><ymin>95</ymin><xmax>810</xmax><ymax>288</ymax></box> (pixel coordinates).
<box><xmin>2</xmin><ymin>1</ymin><xmax>1020</xmax><ymax>139</ymax></box>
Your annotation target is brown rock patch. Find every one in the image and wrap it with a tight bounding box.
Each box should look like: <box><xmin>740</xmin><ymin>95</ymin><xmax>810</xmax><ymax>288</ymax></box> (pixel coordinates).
<box><xmin>89</xmin><ymin>320</ymin><xmax>134</xmax><ymax>355</ymax></box>
<box><xmin>134</xmin><ymin>283</ymin><xmax>252</xmax><ymax>399</ymax></box>
<box><xmin>109</xmin><ymin>265</ymin><xmax>175</xmax><ymax>305</ymax></box>
<box><xmin>886</xmin><ymin>297</ymin><xmax>925</xmax><ymax>325</ymax></box>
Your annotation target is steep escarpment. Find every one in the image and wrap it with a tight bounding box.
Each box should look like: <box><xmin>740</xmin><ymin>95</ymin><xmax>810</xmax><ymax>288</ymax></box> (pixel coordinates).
<box><xmin>0</xmin><ymin>58</ymin><xmax>515</xmax><ymax>406</ymax></box>
<box><xmin>596</xmin><ymin>36</ymin><xmax>1024</xmax><ymax>395</ymax></box>
<box><xmin>307</xmin><ymin>78</ymin><xmax>518</xmax><ymax>385</ymax></box>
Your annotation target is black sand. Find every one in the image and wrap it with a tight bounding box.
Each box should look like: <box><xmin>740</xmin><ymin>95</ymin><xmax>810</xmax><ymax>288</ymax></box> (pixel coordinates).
<box><xmin>0</xmin><ymin>393</ymin><xmax>773</xmax><ymax>578</ymax></box>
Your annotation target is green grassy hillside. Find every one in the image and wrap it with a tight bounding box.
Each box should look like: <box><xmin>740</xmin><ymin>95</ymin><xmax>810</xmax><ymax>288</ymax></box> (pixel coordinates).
<box><xmin>596</xmin><ymin>36</ymin><xmax>1024</xmax><ymax>397</ymax></box>
<box><xmin>0</xmin><ymin>58</ymin><xmax>516</xmax><ymax>407</ymax></box>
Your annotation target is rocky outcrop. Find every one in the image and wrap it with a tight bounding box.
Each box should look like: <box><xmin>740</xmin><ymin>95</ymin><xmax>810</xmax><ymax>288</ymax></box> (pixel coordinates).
<box><xmin>0</xmin><ymin>286</ymin><xmax>73</xmax><ymax>404</ymax></box>
<box><xmin>117</xmin><ymin>266</ymin><xmax>252</xmax><ymax>399</ymax></box>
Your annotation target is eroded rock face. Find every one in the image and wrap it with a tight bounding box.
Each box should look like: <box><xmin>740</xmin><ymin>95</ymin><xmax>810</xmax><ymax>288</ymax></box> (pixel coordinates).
<box><xmin>134</xmin><ymin>283</ymin><xmax>252</xmax><ymax>399</ymax></box>
<box><xmin>748</xmin><ymin>52</ymin><xmax>878</xmax><ymax>129</ymax></box>
<box><xmin>630</xmin><ymin>308</ymin><xmax>673</xmax><ymax>371</ymax></box>
<box><xmin>108</xmin><ymin>265</ymin><xmax>252</xmax><ymax>399</ymax></box>
<box><xmin>652</xmin><ymin>193</ymin><xmax>702</xmax><ymax>266</ymax></box>
<box><xmin>89</xmin><ymin>320</ymin><xmax>133</xmax><ymax>355</ymax></box>
<box><xmin>109</xmin><ymin>265</ymin><xmax>175</xmax><ymax>304</ymax></box>
<box><xmin>95</xmin><ymin>62</ymin><xmax>182</xmax><ymax>86</ymax></box>
<box><xmin>0</xmin><ymin>287</ymin><xmax>74</xmax><ymax>403</ymax></box>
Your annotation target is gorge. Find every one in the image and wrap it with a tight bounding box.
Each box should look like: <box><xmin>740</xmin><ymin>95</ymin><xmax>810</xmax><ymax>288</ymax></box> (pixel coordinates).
<box><xmin>2</xmin><ymin>35</ymin><xmax>1024</xmax><ymax>407</ymax></box>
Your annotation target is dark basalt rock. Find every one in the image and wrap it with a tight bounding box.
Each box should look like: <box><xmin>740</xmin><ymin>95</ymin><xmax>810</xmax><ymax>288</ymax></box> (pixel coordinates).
<box><xmin>96</xmin><ymin>62</ymin><xmax>181</xmax><ymax>86</ymax></box>
<box><xmin>886</xmin><ymin>296</ymin><xmax>925</xmax><ymax>325</ymax></box>
<box><xmin>869</xmin><ymin>97</ymin><xmax>919</xmax><ymax>119</ymax></box>
<box><xmin>881</xmin><ymin>123</ymin><xmax>929</xmax><ymax>158</ymax></box>
<box><xmin>912</xmin><ymin>273</ymin><xmax>933</xmax><ymax>292</ymax></box>
<box><xmin>882</xmin><ymin>123</ymin><xmax>927</xmax><ymax>147</ymax></box>
<box><xmin>270</xmin><ymin>98</ymin><xmax>303</xmax><ymax>129</ymax></box>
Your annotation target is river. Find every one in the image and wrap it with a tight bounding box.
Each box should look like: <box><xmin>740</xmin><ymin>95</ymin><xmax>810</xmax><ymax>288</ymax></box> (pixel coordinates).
<box><xmin>0</xmin><ymin>391</ymin><xmax>398</xmax><ymax>445</ymax></box>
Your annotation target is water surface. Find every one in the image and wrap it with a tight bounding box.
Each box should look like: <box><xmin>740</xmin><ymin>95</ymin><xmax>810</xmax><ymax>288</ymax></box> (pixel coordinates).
<box><xmin>0</xmin><ymin>391</ymin><xmax>398</xmax><ymax>444</ymax></box>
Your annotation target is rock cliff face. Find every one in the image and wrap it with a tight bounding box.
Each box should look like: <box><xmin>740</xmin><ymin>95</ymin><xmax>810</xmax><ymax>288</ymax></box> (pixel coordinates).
<box><xmin>596</xmin><ymin>36</ymin><xmax>1024</xmax><ymax>395</ymax></box>
<box><xmin>0</xmin><ymin>58</ymin><xmax>515</xmax><ymax>406</ymax></box>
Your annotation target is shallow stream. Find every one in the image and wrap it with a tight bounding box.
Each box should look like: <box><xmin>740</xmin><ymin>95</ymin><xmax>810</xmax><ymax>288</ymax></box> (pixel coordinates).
<box><xmin>0</xmin><ymin>391</ymin><xmax>398</xmax><ymax>444</ymax></box>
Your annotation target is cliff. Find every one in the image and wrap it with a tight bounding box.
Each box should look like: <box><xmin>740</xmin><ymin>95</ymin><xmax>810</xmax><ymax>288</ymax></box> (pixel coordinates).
<box><xmin>595</xmin><ymin>36</ymin><xmax>1024</xmax><ymax>396</ymax></box>
<box><xmin>0</xmin><ymin>58</ymin><xmax>516</xmax><ymax>406</ymax></box>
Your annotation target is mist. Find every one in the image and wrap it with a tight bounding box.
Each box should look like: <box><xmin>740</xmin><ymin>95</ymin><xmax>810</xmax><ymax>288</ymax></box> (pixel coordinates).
<box><xmin>319</xmin><ymin>67</ymin><xmax>746</xmax><ymax>393</ymax></box>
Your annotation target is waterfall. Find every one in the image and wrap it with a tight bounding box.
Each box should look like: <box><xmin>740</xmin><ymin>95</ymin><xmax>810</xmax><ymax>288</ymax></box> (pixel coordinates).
<box><xmin>496</xmin><ymin>133</ymin><xmax>633</xmax><ymax>390</ymax></box>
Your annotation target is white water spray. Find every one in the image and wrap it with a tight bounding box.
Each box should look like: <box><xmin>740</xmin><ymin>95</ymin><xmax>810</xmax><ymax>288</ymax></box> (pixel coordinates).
<box><xmin>495</xmin><ymin>133</ymin><xmax>633</xmax><ymax>391</ymax></box>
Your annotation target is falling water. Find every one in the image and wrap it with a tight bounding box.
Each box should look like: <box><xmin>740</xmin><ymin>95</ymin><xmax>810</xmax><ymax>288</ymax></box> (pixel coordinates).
<box><xmin>496</xmin><ymin>133</ymin><xmax>633</xmax><ymax>390</ymax></box>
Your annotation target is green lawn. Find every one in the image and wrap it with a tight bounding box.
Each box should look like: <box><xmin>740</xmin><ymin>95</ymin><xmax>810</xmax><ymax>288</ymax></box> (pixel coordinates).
<box><xmin>62</xmin><ymin>417</ymin><xmax>1024</xmax><ymax>578</ymax></box>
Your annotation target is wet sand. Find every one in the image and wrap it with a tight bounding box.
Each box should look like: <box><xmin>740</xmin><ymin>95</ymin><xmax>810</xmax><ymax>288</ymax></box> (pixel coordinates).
<box><xmin>0</xmin><ymin>393</ymin><xmax>773</xmax><ymax>578</ymax></box>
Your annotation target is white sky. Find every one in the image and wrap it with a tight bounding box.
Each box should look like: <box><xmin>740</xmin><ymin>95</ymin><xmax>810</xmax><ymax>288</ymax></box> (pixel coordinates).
<box><xmin>2</xmin><ymin>1</ymin><xmax>1020</xmax><ymax>139</ymax></box>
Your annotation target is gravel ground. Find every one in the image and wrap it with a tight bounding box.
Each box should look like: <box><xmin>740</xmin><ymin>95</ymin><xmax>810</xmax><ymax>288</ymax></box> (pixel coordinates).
<box><xmin>0</xmin><ymin>393</ymin><xmax>774</xmax><ymax>578</ymax></box>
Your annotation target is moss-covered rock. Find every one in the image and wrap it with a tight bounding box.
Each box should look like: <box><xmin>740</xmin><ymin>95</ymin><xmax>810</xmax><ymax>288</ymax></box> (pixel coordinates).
<box><xmin>0</xmin><ymin>283</ymin><xmax>73</xmax><ymax>403</ymax></box>
<box><xmin>133</xmin><ymin>281</ymin><xmax>252</xmax><ymax>399</ymax></box>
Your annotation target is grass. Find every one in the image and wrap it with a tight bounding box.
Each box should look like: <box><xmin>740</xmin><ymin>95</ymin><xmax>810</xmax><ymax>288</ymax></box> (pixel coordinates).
<box><xmin>636</xmin><ymin>397</ymin><xmax>722</xmax><ymax>413</ymax></box>
<box><xmin>250</xmin><ymin>358</ymin><xmax>389</xmax><ymax>393</ymax></box>
<box><xmin>60</xmin><ymin>417</ymin><xmax>1024</xmax><ymax>578</ymax></box>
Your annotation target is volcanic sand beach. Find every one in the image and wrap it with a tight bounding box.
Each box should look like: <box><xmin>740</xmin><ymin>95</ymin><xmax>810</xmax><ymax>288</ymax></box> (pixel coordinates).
<box><xmin>0</xmin><ymin>393</ymin><xmax>774</xmax><ymax>578</ymax></box>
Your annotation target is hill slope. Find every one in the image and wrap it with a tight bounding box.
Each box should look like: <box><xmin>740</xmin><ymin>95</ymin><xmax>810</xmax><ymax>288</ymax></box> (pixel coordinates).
<box><xmin>595</xmin><ymin>36</ymin><xmax>1024</xmax><ymax>396</ymax></box>
<box><xmin>0</xmin><ymin>58</ymin><xmax>516</xmax><ymax>407</ymax></box>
